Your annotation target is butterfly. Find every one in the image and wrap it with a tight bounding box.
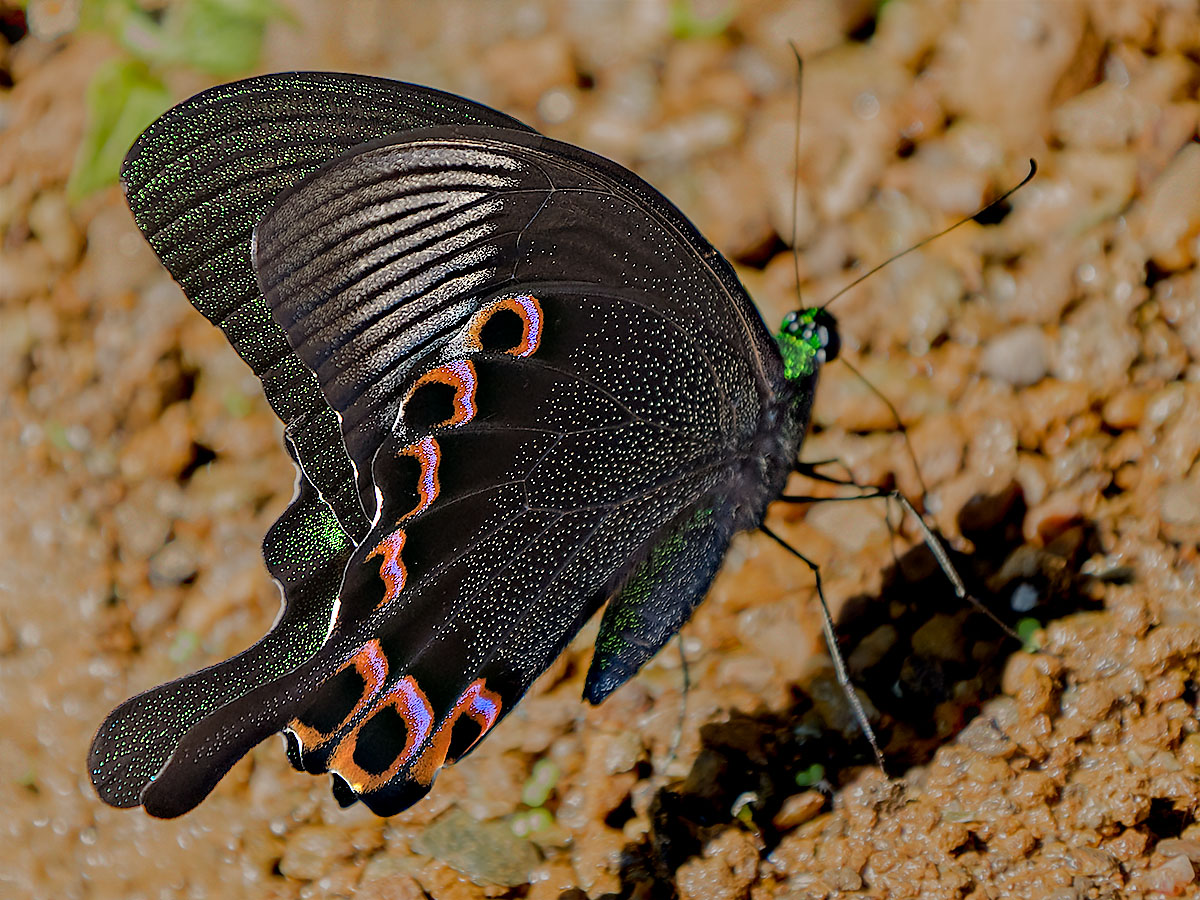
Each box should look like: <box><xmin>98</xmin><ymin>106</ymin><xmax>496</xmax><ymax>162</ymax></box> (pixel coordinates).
<box><xmin>88</xmin><ymin>71</ymin><xmax>839</xmax><ymax>818</ymax></box>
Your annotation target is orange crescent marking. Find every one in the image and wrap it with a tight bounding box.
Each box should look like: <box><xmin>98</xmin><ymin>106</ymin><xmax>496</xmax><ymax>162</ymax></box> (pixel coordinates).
<box><xmin>463</xmin><ymin>294</ymin><xmax>543</xmax><ymax>358</ymax></box>
<box><xmin>409</xmin><ymin>678</ymin><xmax>504</xmax><ymax>785</ymax></box>
<box><xmin>402</xmin><ymin>359</ymin><xmax>477</xmax><ymax>428</ymax></box>
<box><xmin>288</xmin><ymin>640</ymin><xmax>389</xmax><ymax>750</ymax></box>
<box><xmin>506</xmin><ymin>294</ymin><xmax>543</xmax><ymax>357</ymax></box>
<box><xmin>366</xmin><ymin>528</ymin><xmax>407</xmax><ymax>609</ymax></box>
<box><xmin>328</xmin><ymin>675</ymin><xmax>435</xmax><ymax>794</ymax></box>
<box><xmin>396</xmin><ymin>436</ymin><xmax>441</xmax><ymax>522</ymax></box>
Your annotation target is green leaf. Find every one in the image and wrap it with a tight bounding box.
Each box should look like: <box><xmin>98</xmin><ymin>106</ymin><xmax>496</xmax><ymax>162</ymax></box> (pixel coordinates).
<box><xmin>85</xmin><ymin>0</ymin><xmax>288</xmax><ymax>73</ymax></box>
<box><xmin>172</xmin><ymin>0</ymin><xmax>271</xmax><ymax>74</ymax></box>
<box><xmin>1016</xmin><ymin>617</ymin><xmax>1044</xmax><ymax>652</ymax></box>
<box><xmin>509</xmin><ymin>807</ymin><xmax>554</xmax><ymax>838</ymax></box>
<box><xmin>793</xmin><ymin>762</ymin><xmax>825</xmax><ymax>787</ymax></box>
<box><xmin>520</xmin><ymin>757</ymin><xmax>560</xmax><ymax>807</ymax></box>
<box><xmin>69</xmin><ymin>58</ymin><xmax>170</xmax><ymax>198</ymax></box>
<box><xmin>168</xmin><ymin>629</ymin><xmax>200</xmax><ymax>664</ymax></box>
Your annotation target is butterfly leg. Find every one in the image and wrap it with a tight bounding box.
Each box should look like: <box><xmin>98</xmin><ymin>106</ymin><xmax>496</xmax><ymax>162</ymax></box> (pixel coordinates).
<box><xmin>793</xmin><ymin>458</ymin><xmax>863</xmax><ymax>490</ymax></box>
<box><xmin>758</xmin><ymin>523</ymin><xmax>886</xmax><ymax>773</ymax></box>
<box><xmin>664</xmin><ymin>636</ymin><xmax>691</xmax><ymax>770</ymax></box>
<box><xmin>778</xmin><ymin>485</ymin><xmax>1021</xmax><ymax>643</ymax></box>
<box><xmin>878</xmin><ymin>490</ymin><xmax>1022</xmax><ymax>643</ymax></box>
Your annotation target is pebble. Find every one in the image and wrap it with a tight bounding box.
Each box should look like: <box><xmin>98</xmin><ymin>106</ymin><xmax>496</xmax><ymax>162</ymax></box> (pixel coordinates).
<box><xmin>276</xmin><ymin>825</ymin><xmax>356</xmax><ymax>881</ymax></box>
<box><xmin>1157</xmin><ymin>839</ymin><xmax>1200</xmax><ymax>863</ymax></box>
<box><xmin>957</xmin><ymin>716</ymin><xmax>1016</xmax><ymax>759</ymax></box>
<box><xmin>773</xmin><ymin>791</ymin><xmax>826</xmax><ymax>830</ymax></box>
<box><xmin>147</xmin><ymin>538</ymin><xmax>199</xmax><ymax>588</ymax></box>
<box><xmin>409</xmin><ymin>809</ymin><xmax>540</xmax><ymax>887</ymax></box>
<box><xmin>980</xmin><ymin>324</ymin><xmax>1050</xmax><ymax>387</ymax></box>
<box><xmin>1129</xmin><ymin>141</ymin><xmax>1200</xmax><ymax>270</ymax></box>
<box><xmin>1161</xmin><ymin>480</ymin><xmax>1200</xmax><ymax>527</ymax></box>
<box><xmin>1134</xmin><ymin>853</ymin><xmax>1195</xmax><ymax>895</ymax></box>
<box><xmin>26</xmin><ymin>189</ymin><xmax>80</xmax><ymax>267</ymax></box>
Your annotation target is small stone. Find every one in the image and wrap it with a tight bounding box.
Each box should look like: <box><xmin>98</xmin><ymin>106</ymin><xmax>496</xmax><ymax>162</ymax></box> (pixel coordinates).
<box><xmin>147</xmin><ymin>539</ymin><xmax>199</xmax><ymax>587</ymax></box>
<box><xmin>827</xmin><ymin>867</ymin><xmax>864</xmax><ymax>890</ymax></box>
<box><xmin>1129</xmin><ymin>141</ymin><xmax>1200</xmax><ymax>270</ymax></box>
<box><xmin>1135</xmin><ymin>853</ymin><xmax>1195</xmax><ymax>894</ymax></box>
<box><xmin>773</xmin><ymin>791</ymin><xmax>826</xmax><ymax>830</ymax></box>
<box><xmin>847</xmin><ymin>624</ymin><xmax>897</xmax><ymax>674</ymax></box>
<box><xmin>482</xmin><ymin>33</ymin><xmax>576</xmax><ymax>108</ymax></box>
<box><xmin>1102</xmin><ymin>388</ymin><xmax>1147</xmax><ymax>430</ymax></box>
<box><xmin>911</xmin><ymin>613</ymin><xmax>969</xmax><ymax>664</ymax></box>
<box><xmin>277</xmin><ymin>825</ymin><xmax>355</xmax><ymax>881</ymax></box>
<box><xmin>356</xmin><ymin>873</ymin><xmax>426</xmax><ymax>900</ymax></box>
<box><xmin>981</xmin><ymin>325</ymin><xmax>1050</xmax><ymax>387</ymax></box>
<box><xmin>410</xmin><ymin>808</ymin><xmax>540</xmax><ymax>887</ymax></box>
<box><xmin>1158</xmin><ymin>838</ymin><xmax>1200</xmax><ymax>863</ymax></box>
<box><xmin>1161</xmin><ymin>480</ymin><xmax>1200</xmax><ymax>527</ymax></box>
<box><xmin>957</xmin><ymin>716</ymin><xmax>1015</xmax><ymax>758</ymax></box>
<box><xmin>1023</xmin><ymin>491</ymin><xmax>1085</xmax><ymax>544</ymax></box>
<box><xmin>27</xmin><ymin>189</ymin><xmax>81</xmax><ymax>267</ymax></box>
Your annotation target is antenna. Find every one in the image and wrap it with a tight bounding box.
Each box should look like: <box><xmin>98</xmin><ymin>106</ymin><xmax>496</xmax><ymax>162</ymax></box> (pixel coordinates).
<box><xmin>821</xmin><ymin>160</ymin><xmax>1037</xmax><ymax>311</ymax></box>
<box><xmin>788</xmin><ymin>42</ymin><xmax>805</xmax><ymax>302</ymax></box>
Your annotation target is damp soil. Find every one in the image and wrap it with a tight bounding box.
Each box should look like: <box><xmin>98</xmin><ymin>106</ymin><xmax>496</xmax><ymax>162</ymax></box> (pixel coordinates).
<box><xmin>2</xmin><ymin>2</ymin><xmax>1200</xmax><ymax>899</ymax></box>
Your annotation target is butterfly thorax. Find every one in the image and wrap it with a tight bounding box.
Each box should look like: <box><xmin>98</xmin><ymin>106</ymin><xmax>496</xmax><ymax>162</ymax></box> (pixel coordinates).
<box><xmin>730</xmin><ymin>307</ymin><xmax>841</xmax><ymax>532</ymax></box>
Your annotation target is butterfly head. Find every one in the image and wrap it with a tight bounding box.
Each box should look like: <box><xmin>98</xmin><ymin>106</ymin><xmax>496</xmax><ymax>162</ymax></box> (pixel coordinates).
<box><xmin>776</xmin><ymin>307</ymin><xmax>840</xmax><ymax>382</ymax></box>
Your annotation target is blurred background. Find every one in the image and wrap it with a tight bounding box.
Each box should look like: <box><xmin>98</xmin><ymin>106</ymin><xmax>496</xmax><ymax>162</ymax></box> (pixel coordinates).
<box><xmin>2</xmin><ymin>1</ymin><xmax>1200</xmax><ymax>898</ymax></box>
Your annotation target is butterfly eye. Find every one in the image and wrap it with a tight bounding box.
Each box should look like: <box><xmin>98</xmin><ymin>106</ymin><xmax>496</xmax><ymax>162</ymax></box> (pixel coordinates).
<box><xmin>812</xmin><ymin>308</ymin><xmax>840</xmax><ymax>362</ymax></box>
<box><xmin>402</xmin><ymin>360</ymin><xmax>478</xmax><ymax>430</ymax></box>
<box><xmin>820</xmin><ymin>324</ymin><xmax>841</xmax><ymax>362</ymax></box>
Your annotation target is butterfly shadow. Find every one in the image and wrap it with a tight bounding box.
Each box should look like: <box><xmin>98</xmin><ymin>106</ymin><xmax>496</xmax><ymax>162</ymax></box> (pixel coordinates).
<box><xmin>613</xmin><ymin>481</ymin><xmax>1109</xmax><ymax>895</ymax></box>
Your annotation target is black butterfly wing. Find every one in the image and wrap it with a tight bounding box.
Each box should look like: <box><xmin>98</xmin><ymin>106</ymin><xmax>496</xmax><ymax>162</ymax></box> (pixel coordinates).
<box><xmin>123</xmin><ymin>128</ymin><xmax>800</xmax><ymax>817</ymax></box>
<box><xmin>91</xmin><ymin>76</ymin><xmax>533</xmax><ymax>809</ymax></box>
<box><xmin>90</xmin><ymin>447</ymin><xmax>352</xmax><ymax>808</ymax></box>
<box><xmin>120</xmin><ymin>71</ymin><xmax>534</xmax><ymax>535</ymax></box>
<box><xmin>584</xmin><ymin>499</ymin><xmax>738</xmax><ymax>705</ymax></box>
<box><xmin>257</xmin><ymin>127</ymin><xmax>782</xmax><ymax>512</ymax></box>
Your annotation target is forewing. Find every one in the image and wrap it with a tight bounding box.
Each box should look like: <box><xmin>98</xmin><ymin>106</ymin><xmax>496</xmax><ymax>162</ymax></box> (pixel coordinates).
<box><xmin>121</xmin><ymin>72</ymin><xmax>533</xmax><ymax>536</ymax></box>
<box><xmin>252</xmin><ymin>126</ymin><xmax>783</xmax><ymax>517</ymax></box>
<box><xmin>94</xmin><ymin>76</ymin><xmax>532</xmax><ymax>813</ymax></box>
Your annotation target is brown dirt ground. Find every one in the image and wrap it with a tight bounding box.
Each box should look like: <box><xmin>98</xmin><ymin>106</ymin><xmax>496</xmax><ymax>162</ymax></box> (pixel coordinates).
<box><xmin>2</xmin><ymin>1</ymin><xmax>1200</xmax><ymax>898</ymax></box>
